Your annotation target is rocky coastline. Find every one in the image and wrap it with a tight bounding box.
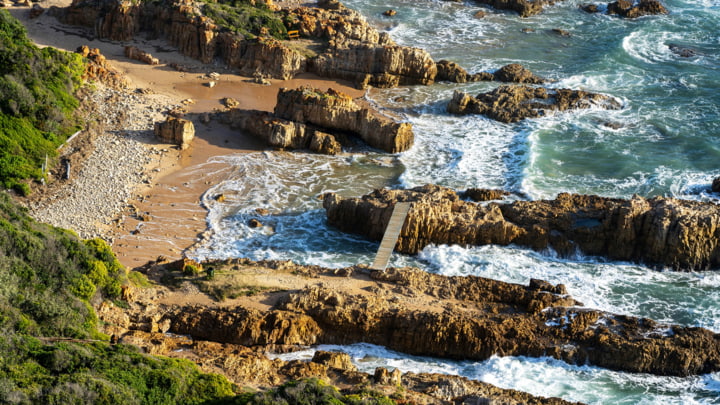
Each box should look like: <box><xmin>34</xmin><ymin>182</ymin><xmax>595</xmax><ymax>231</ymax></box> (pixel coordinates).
<box><xmin>7</xmin><ymin>0</ymin><xmax>711</xmax><ymax>401</ymax></box>
<box><xmin>324</xmin><ymin>185</ymin><xmax>720</xmax><ymax>271</ymax></box>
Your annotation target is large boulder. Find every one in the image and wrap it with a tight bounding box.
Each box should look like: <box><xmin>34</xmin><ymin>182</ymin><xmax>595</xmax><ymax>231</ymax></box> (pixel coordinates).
<box><xmin>274</xmin><ymin>86</ymin><xmax>413</xmax><ymax>153</ymax></box>
<box><xmin>607</xmin><ymin>0</ymin><xmax>668</xmax><ymax>17</ymax></box>
<box><xmin>323</xmin><ymin>184</ymin><xmax>720</xmax><ymax>271</ymax></box>
<box><xmin>154</xmin><ymin>117</ymin><xmax>195</xmax><ymax>149</ymax></box>
<box><xmin>448</xmin><ymin>85</ymin><xmax>622</xmax><ymax>123</ymax></box>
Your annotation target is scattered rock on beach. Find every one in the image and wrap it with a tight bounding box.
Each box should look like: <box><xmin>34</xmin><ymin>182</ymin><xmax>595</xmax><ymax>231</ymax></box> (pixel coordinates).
<box><xmin>154</xmin><ymin>117</ymin><xmax>195</xmax><ymax>150</ymax></box>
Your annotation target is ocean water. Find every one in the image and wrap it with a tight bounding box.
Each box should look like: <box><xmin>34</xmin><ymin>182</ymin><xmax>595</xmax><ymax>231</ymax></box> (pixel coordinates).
<box><xmin>189</xmin><ymin>0</ymin><xmax>720</xmax><ymax>402</ymax></box>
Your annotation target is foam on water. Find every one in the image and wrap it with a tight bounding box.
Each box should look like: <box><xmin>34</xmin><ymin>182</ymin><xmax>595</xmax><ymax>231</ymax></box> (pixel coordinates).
<box><xmin>417</xmin><ymin>244</ymin><xmax>720</xmax><ymax>331</ymax></box>
<box><xmin>192</xmin><ymin>0</ymin><xmax>720</xmax><ymax>400</ymax></box>
<box><xmin>269</xmin><ymin>343</ymin><xmax>720</xmax><ymax>404</ymax></box>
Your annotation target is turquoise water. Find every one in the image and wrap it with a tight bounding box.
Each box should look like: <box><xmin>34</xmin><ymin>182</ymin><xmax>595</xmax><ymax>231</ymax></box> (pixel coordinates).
<box><xmin>190</xmin><ymin>0</ymin><xmax>720</xmax><ymax>402</ymax></box>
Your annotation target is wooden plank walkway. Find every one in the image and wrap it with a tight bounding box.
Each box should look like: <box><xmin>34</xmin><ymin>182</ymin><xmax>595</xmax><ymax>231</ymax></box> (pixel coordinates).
<box><xmin>370</xmin><ymin>202</ymin><xmax>411</xmax><ymax>271</ymax></box>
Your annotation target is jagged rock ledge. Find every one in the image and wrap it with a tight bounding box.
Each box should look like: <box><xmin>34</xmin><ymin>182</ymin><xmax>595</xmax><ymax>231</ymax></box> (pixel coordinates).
<box><xmin>221</xmin><ymin>86</ymin><xmax>413</xmax><ymax>153</ymax></box>
<box><xmin>323</xmin><ymin>184</ymin><xmax>720</xmax><ymax>271</ymax></box>
<box><xmin>448</xmin><ymin>85</ymin><xmax>622</xmax><ymax>123</ymax></box>
<box><xmin>55</xmin><ymin>0</ymin><xmax>541</xmax><ymax>89</ymax></box>
<box><xmin>581</xmin><ymin>0</ymin><xmax>668</xmax><ymax>18</ymax></box>
<box><xmin>114</xmin><ymin>258</ymin><xmax>720</xmax><ymax>377</ymax></box>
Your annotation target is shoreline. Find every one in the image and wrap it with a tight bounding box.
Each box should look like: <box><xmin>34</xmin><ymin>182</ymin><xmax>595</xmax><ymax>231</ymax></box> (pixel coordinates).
<box><xmin>12</xmin><ymin>1</ymin><xmax>365</xmax><ymax>269</ymax></box>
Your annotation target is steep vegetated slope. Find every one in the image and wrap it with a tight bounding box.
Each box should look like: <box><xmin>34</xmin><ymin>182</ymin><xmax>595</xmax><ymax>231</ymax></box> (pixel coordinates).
<box><xmin>0</xmin><ymin>10</ymin><xmax>84</xmax><ymax>195</ymax></box>
<box><xmin>0</xmin><ymin>192</ymin><xmax>239</xmax><ymax>403</ymax></box>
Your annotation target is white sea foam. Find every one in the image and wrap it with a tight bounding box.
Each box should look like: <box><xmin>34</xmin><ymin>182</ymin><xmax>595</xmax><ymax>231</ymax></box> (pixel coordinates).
<box><xmin>269</xmin><ymin>343</ymin><xmax>720</xmax><ymax>404</ymax></box>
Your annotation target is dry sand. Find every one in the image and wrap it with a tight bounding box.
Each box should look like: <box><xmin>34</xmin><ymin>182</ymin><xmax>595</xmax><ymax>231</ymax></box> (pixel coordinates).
<box><xmin>10</xmin><ymin>2</ymin><xmax>365</xmax><ymax>269</ymax></box>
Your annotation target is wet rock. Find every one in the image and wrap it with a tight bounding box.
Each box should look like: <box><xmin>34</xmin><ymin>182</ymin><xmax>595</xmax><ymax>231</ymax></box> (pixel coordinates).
<box><xmin>493</xmin><ymin>63</ymin><xmax>545</xmax><ymax>84</ymax></box>
<box><xmin>552</xmin><ymin>28</ymin><xmax>571</xmax><ymax>36</ymax></box>
<box><xmin>471</xmin><ymin>0</ymin><xmax>557</xmax><ymax>17</ymax></box>
<box><xmin>668</xmin><ymin>44</ymin><xmax>697</xmax><ymax>58</ymax></box>
<box><xmin>324</xmin><ymin>184</ymin><xmax>720</xmax><ymax>271</ymax></box>
<box><xmin>463</xmin><ymin>188</ymin><xmax>510</xmax><ymax>201</ymax></box>
<box><xmin>447</xmin><ymin>85</ymin><xmax>621</xmax><ymax>123</ymax></box>
<box><xmin>580</xmin><ymin>3</ymin><xmax>600</xmax><ymax>12</ymax></box>
<box><xmin>382</xmin><ymin>9</ymin><xmax>396</xmax><ymax>16</ymax></box>
<box><xmin>474</xmin><ymin>10</ymin><xmax>486</xmax><ymax>18</ymax></box>
<box><xmin>712</xmin><ymin>177</ymin><xmax>720</xmax><ymax>193</ymax></box>
<box><xmin>607</xmin><ymin>0</ymin><xmax>668</xmax><ymax>17</ymax></box>
<box><xmin>248</xmin><ymin>219</ymin><xmax>262</xmax><ymax>228</ymax></box>
<box><xmin>154</xmin><ymin>117</ymin><xmax>195</xmax><ymax>149</ymax></box>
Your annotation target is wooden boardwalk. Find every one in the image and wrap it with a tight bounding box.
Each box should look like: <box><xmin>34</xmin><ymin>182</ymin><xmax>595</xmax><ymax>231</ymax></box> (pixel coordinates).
<box><xmin>370</xmin><ymin>202</ymin><xmax>411</xmax><ymax>271</ymax></box>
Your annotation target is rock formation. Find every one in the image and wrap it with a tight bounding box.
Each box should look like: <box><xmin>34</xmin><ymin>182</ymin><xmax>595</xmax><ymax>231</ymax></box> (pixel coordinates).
<box><xmin>57</xmin><ymin>0</ymin><xmax>493</xmax><ymax>89</ymax></box>
<box><xmin>581</xmin><ymin>0</ymin><xmax>668</xmax><ymax>17</ymax></box>
<box><xmin>76</xmin><ymin>45</ymin><xmax>128</xmax><ymax>89</ymax></box>
<box><xmin>713</xmin><ymin>177</ymin><xmax>720</xmax><ymax>193</ymax></box>
<box><xmin>126</xmin><ymin>259</ymin><xmax>720</xmax><ymax>377</ymax></box>
<box><xmin>435</xmin><ymin>62</ymin><xmax>543</xmax><ymax>84</ymax></box>
<box><xmin>222</xmin><ymin>109</ymin><xmax>342</xmax><ymax>154</ymax></box>
<box><xmin>447</xmin><ymin>85</ymin><xmax>622</xmax><ymax>123</ymax></box>
<box><xmin>468</xmin><ymin>0</ymin><xmax>562</xmax><ymax>17</ymax></box>
<box><xmin>124</xmin><ymin>45</ymin><xmax>159</xmax><ymax>65</ymax></box>
<box><xmin>607</xmin><ymin>0</ymin><xmax>668</xmax><ymax>17</ymax></box>
<box><xmin>154</xmin><ymin>116</ymin><xmax>195</xmax><ymax>149</ymax></box>
<box><xmin>222</xmin><ymin>86</ymin><xmax>413</xmax><ymax>154</ymax></box>
<box><xmin>323</xmin><ymin>184</ymin><xmax>720</xmax><ymax>271</ymax></box>
<box><xmin>274</xmin><ymin>86</ymin><xmax>413</xmax><ymax>152</ymax></box>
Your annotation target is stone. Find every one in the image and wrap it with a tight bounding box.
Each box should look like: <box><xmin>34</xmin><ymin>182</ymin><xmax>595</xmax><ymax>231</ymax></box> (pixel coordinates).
<box><xmin>474</xmin><ymin>10</ymin><xmax>486</xmax><ymax>18</ymax></box>
<box><xmin>154</xmin><ymin>117</ymin><xmax>195</xmax><ymax>149</ymax></box>
<box><xmin>274</xmin><ymin>86</ymin><xmax>414</xmax><ymax>153</ymax></box>
<box><xmin>447</xmin><ymin>85</ymin><xmax>621</xmax><ymax>123</ymax></box>
<box><xmin>29</xmin><ymin>4</ymin><xmax>44</xmax><ymax>18</ymax></box>
<box><xmin>382</xmin><ymin>9</ymin><xmax>396</xmax><ymax>16</ymax></box>
<box><xmin>124</xmin><ymin>46</ymin><xmax>159</xmax><ymax>65</ymax></box>
<box><xmin>312</xmin><ymin>351</ymin><xmax>357</xmax><ymax>371</ymax></box>
<box><xmin>712</xmin><ymin>177</ymin><xmax>720</xmax><ymax>193</ymax></box>
<box><xmin>668</xmin><ymin>44</ymin><xmax>697</xmax><ymax>58</ymax></box>
<box><xmin>580</xmin><ymin>3</ymin><xmax>600</xmax><ymax>12</ymax></box>
<box><xmin>493</xmin><ymin>63</ymin><xmax>544</xmax><ymax>84</ymax></box>
<box><xmin>76</xmin><ymin>46</ymin><xmax>128</xmax><ymax>89</ymax></box>
<box><xmin>248</xmin><ymin>219</ymin><xmax>262</xmax><ymax>228</ymax></box>
<box><xmin>463</xmin><ymin>188</ymin><xmax>510</xmax><ymax>201</ymax></box>
<box><xmin>552</xmin><ymin>28</ymin><xmax>571</xmax><ymax>36</ymax></box>
<box><xmin>324</xmin><ymin>185</ymin><xmax>720</xmax><ymax>271</ymax></box>
<box><xmin>607</xmin><ymin>0</ymin><xmax>668</xmax><ymax>17</ymax></box>
<box><xmin>223</xmin><ymin>97</ymin><xmax>240</xmax><ymax>108</ymax></box>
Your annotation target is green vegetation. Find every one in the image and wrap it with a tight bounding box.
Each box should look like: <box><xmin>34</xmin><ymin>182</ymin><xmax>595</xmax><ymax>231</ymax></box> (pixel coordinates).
<box><xmin>0</xmin><ymin>191</ymin><xmax>241</xmax><ymax>403</ymax></box>
<box><xmin>226</xmin><ymin>378</ymin><xmax>396</xmax><ymax>404</ymax></box>
<box><xmin>200</xmin><ymin>0</ymin><xmax>289</xmax><ymax>40</ymax></box>
<box><xmin>0</xmin><ymin>10</ymin><xmax>85</xmax><ymax>193</ymax></box>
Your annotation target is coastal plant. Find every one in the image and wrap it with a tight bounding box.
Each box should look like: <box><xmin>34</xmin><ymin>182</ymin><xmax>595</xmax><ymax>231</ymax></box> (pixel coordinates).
<box><xmin>200</xmin><ymin>0</ymin><xmax>288</xmax><ymax>40</ymax></box>
<box><xmin>0</xmin><ymin>10</ymin><xmax>84</xmax><ymax>193</ymax></box>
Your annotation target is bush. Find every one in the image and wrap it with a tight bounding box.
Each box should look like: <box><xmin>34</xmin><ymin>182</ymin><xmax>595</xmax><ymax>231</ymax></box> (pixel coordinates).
<box><xmin>201</xmin><ymin>0</ymin><xmax>288</xmax><ymax>39</ymax></box>
<box><xmin>0</xmin><ymin>10</ymin><xmax>84</xmax><ymax>191</ymax></box>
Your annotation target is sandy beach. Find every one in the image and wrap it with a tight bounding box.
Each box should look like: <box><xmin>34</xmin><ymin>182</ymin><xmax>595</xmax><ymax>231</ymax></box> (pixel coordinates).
<box><xmin>12</xmin><ymin>1</ymin><xmax>365</xmax><ymax>269</ymax></box>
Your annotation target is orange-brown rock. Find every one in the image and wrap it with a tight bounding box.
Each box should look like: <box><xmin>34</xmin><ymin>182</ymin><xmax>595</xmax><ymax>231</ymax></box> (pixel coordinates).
<box><xmin>223</xmin><ymin>87</ymin><xmax>412</xmax><ymax>153</ymax></box>
<box><xmin>436</xmin><ymin>61</ymin><xmax>542</xmax><ymax>84</ymax></box>
<box><xmin>222</xmin><ymin>109</ymin><xmax>342</xmax><ymax>154</ymax></box>
<box><xmin>150</xmin><ymin>261</ymin><xmax>720</xmax><ymax>376</ymax></box>
<box><xmin>471</xmin><ymin>0</ymin><xmax>560</xmax><ymax>17</ymax></box>
<box><xmin>274</xmin><ymin>86</ymin><xmax>414</xmax><ymax>153</ymax></box>
<box><xmin>463</xmin><ymin>188</ymin><xmax>511</xmax><ymax>201</ymax></box>
<box><xmin>324</xmin><ymin>184</ymin><xmax>720</xmax><ymax>271</ymax></box>
<box><xmin>607</xmin><ymin>0</ymin><xmax>668</xmax><ymax>17</ymax></box>
<box><xmin>76</xmin><ymin>45</ymin><xmax>128</xmax><ymax>89</ymax></box>
<box><xmin>124</xmin><ymin>45</ymin><xmax>159</xmax><ymax>65</ymax></box>
<box><xmin>448</xmin><ymin>85</ymin><xmax>622</xmax><ymax>123</ymax></box>
<box><xmin>154</xmin><ymin>116</ymin><xmax>195</xmax><ymax>149</ymax></box>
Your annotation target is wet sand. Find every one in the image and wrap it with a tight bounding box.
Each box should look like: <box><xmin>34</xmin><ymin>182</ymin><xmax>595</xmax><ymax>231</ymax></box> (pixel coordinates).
<box><xmin>11</xmin><ymin>1</ymin><xmax>365</xmax><ymax>268</ymax></box>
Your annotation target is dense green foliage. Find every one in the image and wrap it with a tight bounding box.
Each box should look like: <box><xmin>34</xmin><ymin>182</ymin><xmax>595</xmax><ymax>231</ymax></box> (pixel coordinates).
<box><xmin>0</xmin><ymin>334</ymin><xmax>236</xmax><ymax>404</ymax></box>
<box><xmin>228</xmin><ymin>378</ymin><xmax>396</xmax><ymax>405</ymax></box>
<box><xmin>200</xmin><ymin>0</ymin><xmax>289</xmax><ymax>39</ymax></box>
<box><xmin>0</xmin><ymin>192</ymin><xmax>125</xmax><ymax>338</ymax></box>
<box><xmin>0</xmin><ymin>10</ymin><xmax>84</xmax><ymax>192</ymax></box>
<box><xmin>0</xmin><ymin>192</ymin><xmax>239</xmax><ymax>403</ymax></box>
